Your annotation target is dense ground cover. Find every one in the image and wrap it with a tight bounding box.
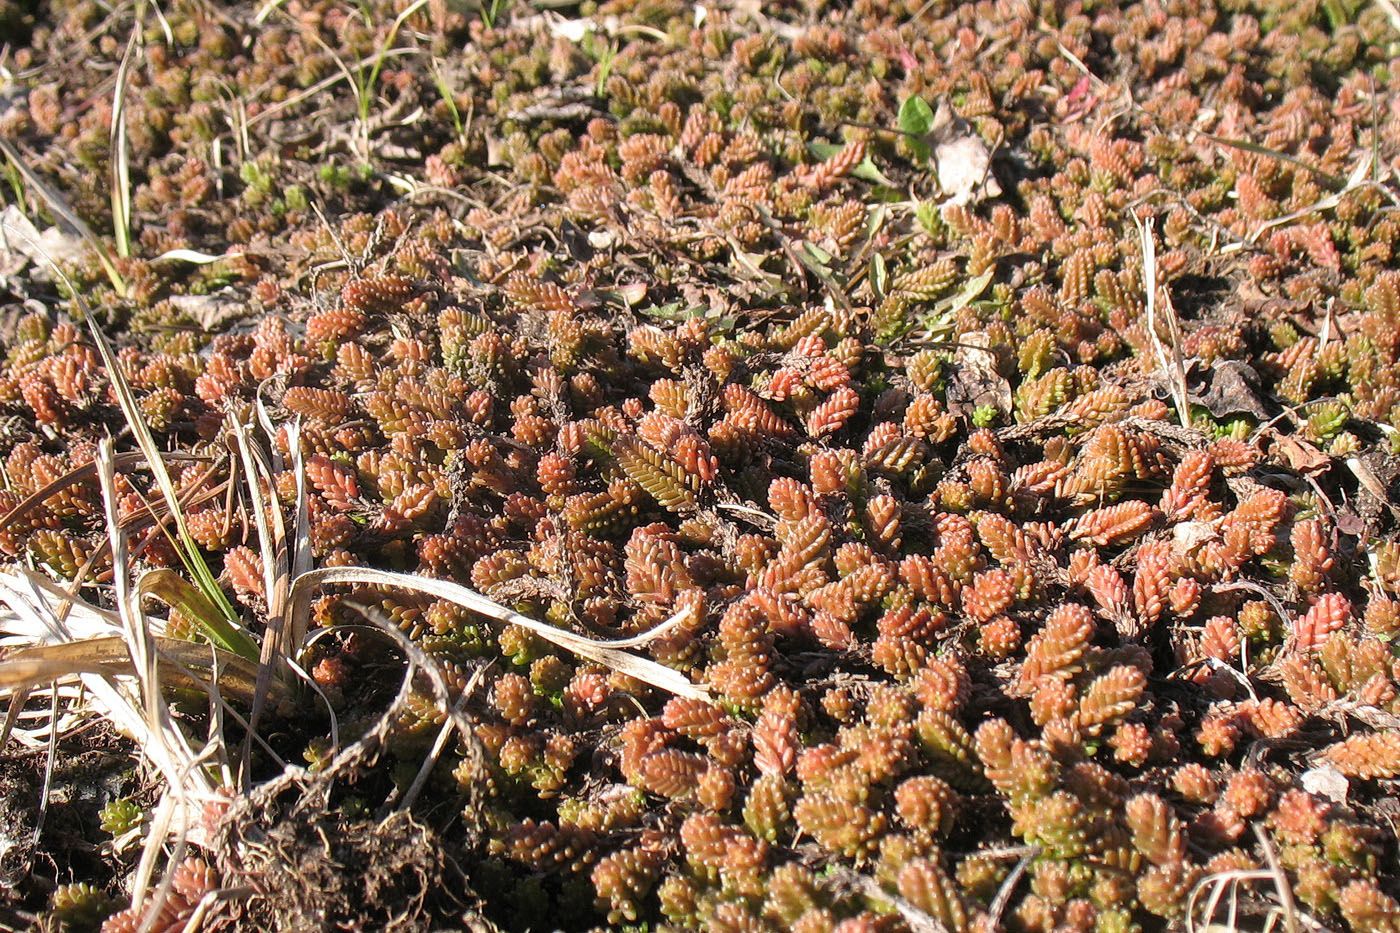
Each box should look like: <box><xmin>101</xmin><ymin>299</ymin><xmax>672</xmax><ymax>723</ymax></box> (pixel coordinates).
<box><xmin>3</xmin><ymin>0</ymin><xmax>1400</xmax><ymax>929</ymax></box>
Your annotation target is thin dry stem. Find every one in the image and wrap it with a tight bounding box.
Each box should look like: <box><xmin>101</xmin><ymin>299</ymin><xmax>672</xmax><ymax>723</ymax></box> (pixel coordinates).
<box><xmin>1137</xmin><ymin>215</ymin><xmax>1190</xmax><ymax>429</ymax></box>
<box><xmin>286</xmin><ymin>566</ymin><xmax>709</xmax><ymax>700</ymax></box>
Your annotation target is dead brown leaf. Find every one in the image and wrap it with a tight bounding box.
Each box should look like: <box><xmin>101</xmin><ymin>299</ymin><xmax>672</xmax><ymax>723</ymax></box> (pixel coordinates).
<box><xmin>1191</xmin><ymin>360</ymin><xmax>1270</xmax><ymax>420</ymax></box>
<box><xmin>1264</xmin><ymin>429</ymin><xmax>1331</xmax><ymax>474</ymax></box>
<box><xmin>926</xmin><ymin>101</ymin><xmax>1002</xmax><ymax>207</ymax></box>
<box><xmin>946</xmin><ymin>331</ymin><xmax>1012</xmax><ymax>419</ymax></box>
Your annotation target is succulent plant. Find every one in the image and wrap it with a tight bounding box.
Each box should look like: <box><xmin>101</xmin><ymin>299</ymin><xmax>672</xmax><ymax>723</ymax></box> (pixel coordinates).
<box><xmin>8</xmin><ymin>0</ymin><xmax>1400</xmax><ymax>929</ymax></box>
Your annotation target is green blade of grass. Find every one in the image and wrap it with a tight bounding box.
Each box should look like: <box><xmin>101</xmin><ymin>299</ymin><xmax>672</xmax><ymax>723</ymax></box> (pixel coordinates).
<box><xmin>1202</xmin><ymin>134</ymin><xmax>1347</xmax><ymax>189</ymax></box>
<box><xmin>138</xmin><ymin>570</ymin><xmax>259</xmax><ymax>661</ymax></box>
<box><xmin>40</xmin><ymin>268</ymin><xmax>251</xmax><ymax>650</ymax></box>
<box><xmin>0</xmin><ymin>137</ymin><xmax>126</xmax><ymax>296</ymax></box>
<box><xmin>86</xmin><ymin>319</ymin><xmax>245</xmax><ymax>634</ymax></box>
<box><xmin>5</xmin><ymin>243</ymin><xmax>250</xmax><ymax>677</ymax></box>
<box><xmin>428</xmin><ymin>59</ymin><xmax>464</xmax><ymax>139</ymax></box>
<box><xmin>358</xmin><ymin>0</ymin><xmax>430</xmax><ymax>125</ymax></box>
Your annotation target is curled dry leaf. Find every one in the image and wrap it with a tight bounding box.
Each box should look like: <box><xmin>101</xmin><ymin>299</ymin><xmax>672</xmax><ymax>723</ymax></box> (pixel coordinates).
<box><xmin>946</xmin><ymin>331</ymin><xmax>1012</xmax><ymax>420</ymax></box>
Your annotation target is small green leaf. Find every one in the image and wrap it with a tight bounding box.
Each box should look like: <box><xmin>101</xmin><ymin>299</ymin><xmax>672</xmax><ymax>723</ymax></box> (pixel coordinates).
<box><xmin>800</xmin><ymin>241</ymin><xmax>834</xmax><ymax>267</ymax></box>
<box><xmin>869</xmin><ymin>185</ymin><xmax>911</xmax><ymax>203</ymax></box>
<box><xmin>898</xmin><ymin>96</ymin><xmax>935</xmax><ymax>163</ymax></box>
<box><xmin>898</xmin><ymin>95</ymin><xmax>936</xmax><ymax>136</ymax></box>
<box><xmin>637</xmin><ymin>301</ymin><xmax>698</xmax><ymax>321</ymax></box>
<box><xmin>871</xmin><ymin>252</ymin><xmax>887</xmax><ymax>298</ymax></box>
<box><xmin>915</xmin><ymin>201</ymin><xmax>941</xmax><ymax>236</ymax></box>
<box><xmin>915</xmin><ymin>269</ymin><xmax>994</xmax><ymax>339</ymax></box>
<box><xmin>139</xmin><ymin>569</ymin><xmax>260</xmax><ymax>662</ymax></box>
<box><xmin>945</xmin><ymin>269</ymin><xmax>994</xmax><ymax>315</ymax></box>
<box><xmin>866</xmin><ymin>204</ymin><xmax>888</xmax><ymax>239</ymax></box>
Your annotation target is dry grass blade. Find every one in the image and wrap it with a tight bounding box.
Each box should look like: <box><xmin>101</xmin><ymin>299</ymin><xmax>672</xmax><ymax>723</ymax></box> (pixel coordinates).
<box><xmin>3</xmin><ymin>690</ymin><xmax>42</xmax><ymax>748</ymax></box>
<box><xmin>0</xmin><ymin>635</ymin><xmax>266</xmax><ymax>701</ymax></box>
<box><xmin>1253</xmin><ymin>824</ymin><xmax>1301</xmax><ymax>933</ymax></box>
<box><xmin>286</xmin><ymin>567</ymin><xmax>709</xmax><ymax>700</ymax></box>
<box><xmin>242</xmin><ymin>47</ymin><xmax>419</xmax><ymax>132</ymax></box>
<box><xmin>0</xmin><ymin>567</ymin><xmax>122</xmax><ymax>640</ymax></box>
<box><xmin>109</xmin><ymin>25</ymin><xmax>138</xmax><ymax>259</ymax></box>
<box><xmin>234</xmin><ymin>411</ymin><xmax>300</xmax><ymax>775</ymax></box>
<box><xmin>829</xmin><ymin>868</ymin><xmax>952</xmax><ymax>933</ymax></box>
<box><xmin>287</xmin><ymin>434</ymin><xmax>314</xmax><ymax>585</ymax></box>
<box><xmin>1202</xmin><ymin>134</ymin><xmax>1348</xmax><ymax>190</ymax></box>
<box><xmin>1346</xmin><ymin>455</ymin><xmax>1393</xmax><ymax>509</ymax></box>
<box><xmin>237</xmin><ymin>406</ymin><xmax>316</xmax><ymax>774</ymax></box>
<box><xmin>338</xmin><ymin>599</ymin><xmax>487</xmax><ymax>815</ymax></box>
<box><xmin>1244</xmin><ymin>149</ymin><xmax>1379</xmax><ymax>242</ymax></box>
<box><xmin>397</xmin><ymin>660</ymin><xmax>490</xmax><ymax>812</ymax></box>
<box><xmin>1136</xmin><ymin>215</ymin><xmax>1190</xmax><ymax>429</ymax></box>
<box><xmin>227</xmin><ymin>416</ymin><xmax>289</xmax><ymax>627</ymax></box>
<box><xmin>988</xmin><ymin>845</ymin><xmax>1039</xmax><ymax>930</ymax></box>
<box><xmin>253</xmin><ymin>0</ymin><xmax>291</xmax><ymax>23</ymax></box>
<box><xmin>253</xmin><ymin>386</ymin><xmax>314</xmax><ymax>584</ymax></box>
<box><xmin>97</xmin><ymin>437</ymin><xmax>160</xmax><ymax>728</ymax></box>
<box><xmin>94</xmin><ymin>439</ymin><xmax>205</xmax><ymax>909</ymax></box>
<box><xmin>1188</xmin><ymin>868</ymin><xmax>1266</xmax><ymax>933</ymax></box>
<box><xmin>1375</xmin><ymin>0</ymin><xmax>1400</xmax><ymax>33</ymax></box>
<box><xmin>0</xmin><ymin>451</ymin><xmax>205</xmax><ymax>539</ymax></box>
<box><xmin>0</xmin><ymin>443</ymin><xmax>241</xmax><ymax>916</ymax></box>
<box><xmin>0</xmin><ymin>595</ymin><xmax>149</xmax><ymax>748</ymax></box>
